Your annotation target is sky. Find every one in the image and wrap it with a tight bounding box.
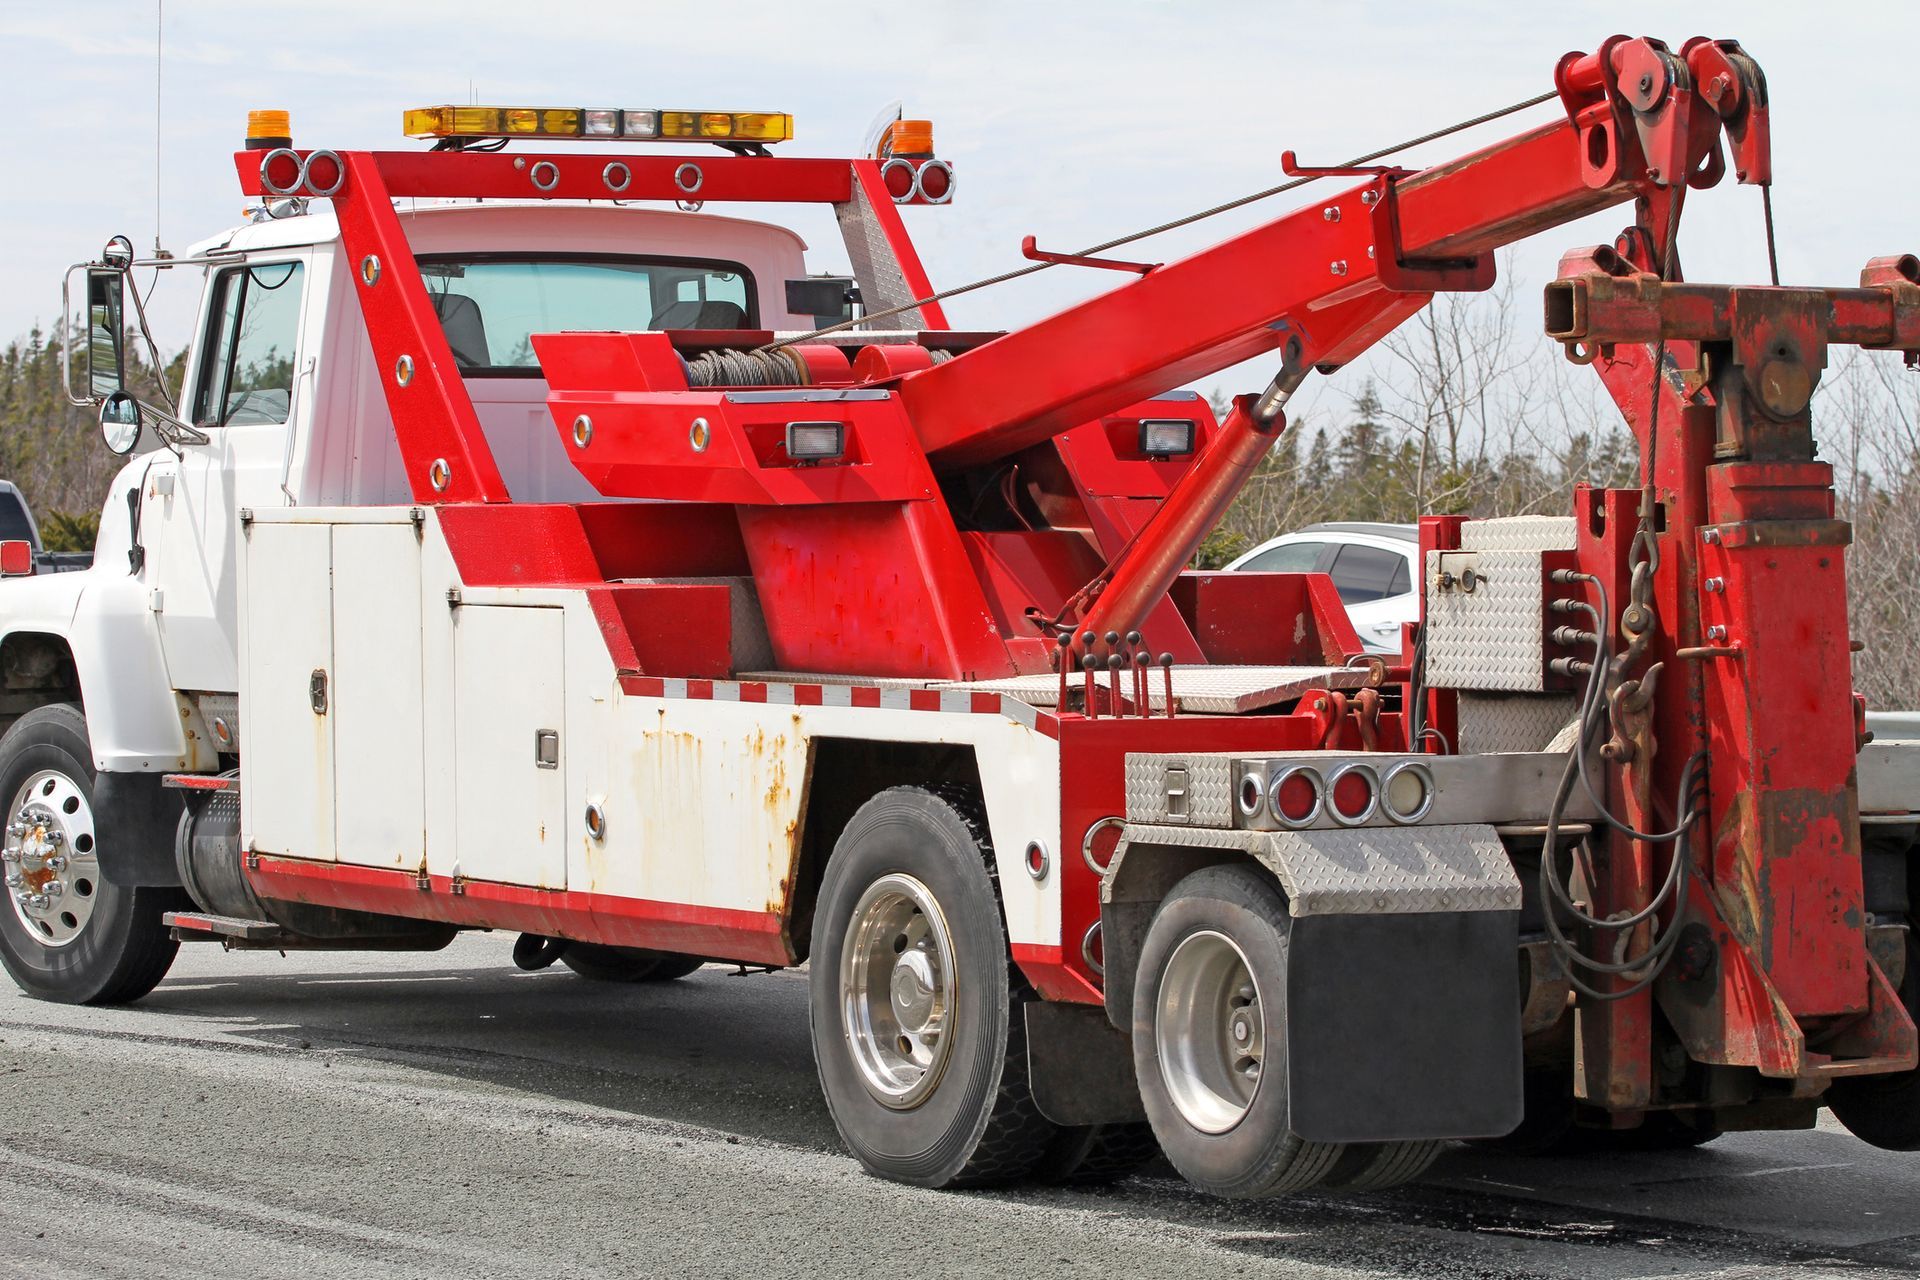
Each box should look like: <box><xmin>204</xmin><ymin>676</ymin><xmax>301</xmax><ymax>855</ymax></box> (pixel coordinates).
<box><xmin>2</xmin><ymin>0</ymin><xmax>1916</xmax><ymax>419</ymax></box>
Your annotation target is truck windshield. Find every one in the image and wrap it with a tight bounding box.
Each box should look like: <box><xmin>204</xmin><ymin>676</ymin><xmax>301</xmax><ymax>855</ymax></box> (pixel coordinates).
<box><xmin>417</xmin><ymin>255</ymin><xmax>756</xmax><ymax>374</ymax></box>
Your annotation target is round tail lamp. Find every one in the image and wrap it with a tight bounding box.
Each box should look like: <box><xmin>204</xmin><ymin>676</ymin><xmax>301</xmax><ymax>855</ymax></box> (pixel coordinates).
<box><xmin>1326</xmin><ymin>762</ymin><xmax>1381</xmax><ymax>826</ymax></box>
<box><xmin>1267</xmin><ymin>765</ymin><xmax>1324</xmax><ymax>828</ymax></box>
<box><xmin>1381</xmin><ymin>761</ymin><xmax>1436</xmax><ymax>824</ymax></box>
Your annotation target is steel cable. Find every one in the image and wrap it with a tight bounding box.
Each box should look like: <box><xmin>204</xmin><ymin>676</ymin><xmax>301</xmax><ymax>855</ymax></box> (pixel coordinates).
<box><xmin>763</xmin><ymin>90</ymin><xmax>1559</xmax><ymax>352</ymax></box>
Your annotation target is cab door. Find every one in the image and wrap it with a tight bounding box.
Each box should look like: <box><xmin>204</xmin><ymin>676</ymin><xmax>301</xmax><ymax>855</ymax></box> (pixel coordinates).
<box><xmin>153</xmin><ymin>255</ymin><xmax>312</xmax><ymax>693</ymax></box>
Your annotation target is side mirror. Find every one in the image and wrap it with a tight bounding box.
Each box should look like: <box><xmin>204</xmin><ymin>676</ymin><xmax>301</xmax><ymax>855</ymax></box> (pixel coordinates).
<box><xmin>98</xmin><ymin>390</ymin><xmax>143</xmax><ymax>455</ymax></box>
<box><xmin>85</xmin><ymin>268</ymin><xmax>127</xmax><ymax>400</ymax></box>
<box><xmin>785</xmin><ymin>276</ymin><xmax>859</xmax><ymax>327</ymax></box>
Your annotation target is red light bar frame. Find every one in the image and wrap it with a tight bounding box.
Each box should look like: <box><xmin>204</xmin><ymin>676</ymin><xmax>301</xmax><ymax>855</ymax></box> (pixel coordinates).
<box><xmin>232</xmin><ymin>148</ymin><xmax>950</xmax><ymax>502</ymax></box>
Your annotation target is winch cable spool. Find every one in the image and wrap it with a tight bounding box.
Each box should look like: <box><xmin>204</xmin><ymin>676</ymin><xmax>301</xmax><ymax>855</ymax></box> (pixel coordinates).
<box><xmin>682</xmin><ymin>346</ymin><xmax>805</xmax><ymax>388</ymax></box>
<box><xmin>682</xmin><ymin>344</ymin><xmax>950</xmax><ymax>388</ymax></box>
<box><xmin>760</xmin><ymin>89</ymin><xmax>1560</xmax><ymax>354</ymax></box>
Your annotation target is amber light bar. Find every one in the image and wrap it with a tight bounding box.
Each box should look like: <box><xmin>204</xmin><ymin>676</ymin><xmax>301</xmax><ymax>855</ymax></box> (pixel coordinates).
<box><xmin>402</xmin><ymin>106</ymin><xmax>793</xmax><ymax>144</ymax></box>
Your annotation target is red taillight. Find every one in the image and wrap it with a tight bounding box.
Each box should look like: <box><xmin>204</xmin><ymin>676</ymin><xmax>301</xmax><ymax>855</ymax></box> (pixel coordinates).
<box><xmin>881</xmin><ymin>157</ymin><xmax>917</xmax><ymax>200</ymax></box>
<box><xmin>0</xmin><ymin>540</ymin><xmax>33</xmax><ymax>578</ymax></box>
<box><xmin>1268</xmin><ymin>766</ymin><xmax>1322</xmax><ymax>827</ymax></box>
<box><xmin>915</xmin><ymin>159</ymin><xmax>952</xmax><ymax>202</ymax></box>
<box><xmin>1327</xmin><ymin>763</ymin><xmax>1380</xmax><ymax>825</ymax></box>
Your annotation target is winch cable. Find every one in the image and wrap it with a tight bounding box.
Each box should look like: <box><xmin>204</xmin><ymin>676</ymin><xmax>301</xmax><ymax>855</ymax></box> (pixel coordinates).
<box><xmin>762</xmin><ymin>89</ymin><xmax>1559</xmax><ymax>353</ymax></box>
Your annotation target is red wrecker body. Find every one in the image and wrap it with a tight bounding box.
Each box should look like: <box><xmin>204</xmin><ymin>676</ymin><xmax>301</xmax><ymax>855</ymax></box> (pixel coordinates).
<box><xmin>7</xmin><ymin>35</ymin><xmax>1918</xmax><ymax>1195</ymax></box>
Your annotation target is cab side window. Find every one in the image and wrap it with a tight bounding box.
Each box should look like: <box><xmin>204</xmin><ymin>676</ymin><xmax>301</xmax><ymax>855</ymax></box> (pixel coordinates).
<box><xmin>192</xmin><ymin>262</ymin><xmax>305</xmax><ymax>427</ymax></box>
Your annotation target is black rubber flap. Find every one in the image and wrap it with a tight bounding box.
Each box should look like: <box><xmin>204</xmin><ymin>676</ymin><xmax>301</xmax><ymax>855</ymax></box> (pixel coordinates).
<box><xmin>1286</xmin><ymin>909</ymin><xmax>1522</xmax><ymax>1143</ymax></box>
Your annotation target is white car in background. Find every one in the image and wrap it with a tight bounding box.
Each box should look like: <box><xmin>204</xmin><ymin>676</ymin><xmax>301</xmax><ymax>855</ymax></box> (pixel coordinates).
<box><xmin>1224</xmin><ymin>522</ymin><xmax>1418</xmax><ymax>654</ymax></box>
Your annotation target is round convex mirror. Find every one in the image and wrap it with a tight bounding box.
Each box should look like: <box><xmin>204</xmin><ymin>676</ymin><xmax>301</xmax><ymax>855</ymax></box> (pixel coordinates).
<box><xmin>98</xmin><ymin>391</ymin><xmax>142</xmax><ymax>455</ymax></box>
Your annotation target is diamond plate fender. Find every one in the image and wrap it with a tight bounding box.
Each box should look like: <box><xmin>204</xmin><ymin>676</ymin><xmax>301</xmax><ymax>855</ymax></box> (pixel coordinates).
<box><xmin>1114</xmin><ymin>822</ymin><xmax>1521</xmax><ymax>915</ymax></box>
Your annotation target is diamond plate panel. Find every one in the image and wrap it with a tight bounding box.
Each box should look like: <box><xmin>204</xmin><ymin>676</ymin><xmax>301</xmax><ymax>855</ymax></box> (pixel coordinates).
<box><xmin>946</xmin><ymin>664</ymin><xmax>1369</xmax><ymax>714</ymax></box>
<box><xmin>834</xmin><ymin>179</ymin><xmax>925</xmax><ymax>329</ymax></box>
<box><xmin>1123</xmin><ymin>754</ymin><xmax>1236</xmax><ymax>826</ymax></box>
<box><xmin>1115</xmin><ymin>822</ymin><xmax>1519</xmax><ymax>915</ymax></box>
<box><xmin>1425</xmin><ymin>549</ymin><xmax>1552</xmax><ymax>692</ymax></box>
<box><xmin>194</xmin><ymin>692</ymin><xmax>240</xmax><ymax>751</ymax></box>
<box><xmin>1457</xmin><ymin>692</ymin><xmax>1580</xmax><ymax>754</ymax></box>
<box><xmin>1267</xmin><ymin>824</ymin><xmax>1518</xmax><ymax>915</ymax></box>
<box><xmin>1459</xmin><ymin>515</ymin><xmax>1576</xmax><ymax>552</ymax></box>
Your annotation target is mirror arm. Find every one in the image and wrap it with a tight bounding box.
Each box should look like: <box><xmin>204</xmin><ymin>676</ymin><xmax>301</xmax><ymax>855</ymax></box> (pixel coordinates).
<box><xmin>122</xmin><ymin>270</ymin><xmax>178</xmax><ymax>416</ymax></box>
<box><xmin>144</xmin><ymin>402</ymin><xmax>209</xmax><ymax>450</ymax></box>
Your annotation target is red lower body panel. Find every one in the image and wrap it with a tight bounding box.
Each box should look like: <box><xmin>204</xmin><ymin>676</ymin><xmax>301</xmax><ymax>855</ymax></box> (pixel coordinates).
<box><xmin>245</xmin><ymin>855</ymin><xmax>791</xmax><ymax>967</ymax></box>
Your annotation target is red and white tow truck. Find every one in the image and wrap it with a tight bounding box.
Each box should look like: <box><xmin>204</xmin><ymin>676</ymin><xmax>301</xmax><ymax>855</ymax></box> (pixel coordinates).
<box><xmin>3</xmin><ymin>41</ymin><xmax>1919</xmax><ymax>1197</ymax></box>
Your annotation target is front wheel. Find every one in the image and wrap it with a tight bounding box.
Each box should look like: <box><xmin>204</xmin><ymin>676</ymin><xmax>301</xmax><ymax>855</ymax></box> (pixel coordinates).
<box><xmin>1132</xmin><ymin>864</ymin><xmax>1345</xmax><ymax>1198</ymax></box>
<box><xmin>0</xmin><ymin>704</ymin><xmax>184</xmax><ymax>1004</ymax></box>
<box><xmin>809</xmin><ymin>786</ymin><xmax>1056</xmax><ymax>1188</ymax></box>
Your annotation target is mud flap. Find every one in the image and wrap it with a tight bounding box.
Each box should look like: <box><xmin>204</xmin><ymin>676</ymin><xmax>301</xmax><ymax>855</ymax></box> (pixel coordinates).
<box><xmin>1286</xmin><ymin>909</ymin><xmax>1522</xmax><ymax>1143</ymax></box>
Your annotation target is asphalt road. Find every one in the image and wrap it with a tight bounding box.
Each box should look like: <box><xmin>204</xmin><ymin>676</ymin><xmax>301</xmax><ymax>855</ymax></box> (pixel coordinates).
<box><xmin>2</xmin><ymin>935</ymin><xmax>1918</xmax><ymax>1279</ymax></box>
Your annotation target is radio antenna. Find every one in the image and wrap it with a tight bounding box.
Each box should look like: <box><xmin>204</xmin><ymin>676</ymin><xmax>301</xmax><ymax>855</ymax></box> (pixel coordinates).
<box><xmin>154</xmin><ymin>0</ymin><xmax>166</xmax><ymax>256</ymax></box>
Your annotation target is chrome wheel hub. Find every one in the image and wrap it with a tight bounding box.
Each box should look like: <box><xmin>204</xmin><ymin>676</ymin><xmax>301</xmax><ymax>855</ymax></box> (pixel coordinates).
<box><xmin>841</xmin><ymin>873</ymin><xmax>956</xmax><ymax>1110</ymax></box>
<box><xmin>4</xmin><ymin>770</ymin><xmax>100</xmax><ymax>948</ymax></box>
<box><xmin>1156</xmin><ymin>930</ymin><xmax>1265</xmax><ymax>1134</ymax></box>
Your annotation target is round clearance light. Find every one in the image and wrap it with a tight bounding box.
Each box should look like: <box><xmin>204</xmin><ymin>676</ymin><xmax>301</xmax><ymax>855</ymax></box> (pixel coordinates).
<box><xmin>1327</xmin><ymin>762</ymin><xmax>1381</xmax><ymax>826</ymax></box>
<box><xmin>1237</xmin><ymin>773</ymin><xmax>1265</xmax><ymax>818</ymax></box>
<box><xmin>1267</xmin><ymin>765</ymin><xmax>1323</xmax><ymax>829</ymax></box>
<box><xmin>1024</xmin><ymin>841</ymin><xmax>1048</xmax><ymax>881</ymax></box>
<box><xmin>1381</xmin><ymin>760</ymin><xmax>1436</xmax><ymax>824</ymax></box>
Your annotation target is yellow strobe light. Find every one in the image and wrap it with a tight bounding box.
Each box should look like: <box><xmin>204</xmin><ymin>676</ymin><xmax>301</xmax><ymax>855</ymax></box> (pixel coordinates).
<box><xmin>403</xmin><ymin>106</ymin><xmax>792</xmax><ymax>145</ymax></box>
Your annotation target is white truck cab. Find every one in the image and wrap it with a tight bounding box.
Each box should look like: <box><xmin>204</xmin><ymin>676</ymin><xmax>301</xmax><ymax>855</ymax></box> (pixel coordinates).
<box><xmin>23</xmin><ymin>202</ymin><xmax>815</xmax><ymax>768</ymax></box>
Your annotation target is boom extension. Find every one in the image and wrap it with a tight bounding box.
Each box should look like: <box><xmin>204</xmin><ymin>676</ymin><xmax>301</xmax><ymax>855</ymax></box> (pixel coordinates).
<box><xmin>899</xmin><ymin>36</ymin><xmax>1772</xmax><ymax>475</ymax></box>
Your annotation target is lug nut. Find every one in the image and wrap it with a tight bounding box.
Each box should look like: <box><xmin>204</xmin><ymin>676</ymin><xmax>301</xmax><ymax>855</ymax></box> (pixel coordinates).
<box><xmin>4</xmin><ymin>872</ymin><xmax>20</xmax><ymax>888</ymax></box>
<box><xmin>43</xmin><ymin>855</ymin><xmax>66</xmax><ymax>872</ymax></box>
<box><xmin>41</xmin><ymin>882</ymin><xmax>61</xmax><ymax>900</ymax></box>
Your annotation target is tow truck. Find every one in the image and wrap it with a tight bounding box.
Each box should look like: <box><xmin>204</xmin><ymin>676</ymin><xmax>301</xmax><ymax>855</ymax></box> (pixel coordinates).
<box><xmin>3</xmin><ymin>39</ymin><xmax>1918</xmax><ymax>1198</ymax></box>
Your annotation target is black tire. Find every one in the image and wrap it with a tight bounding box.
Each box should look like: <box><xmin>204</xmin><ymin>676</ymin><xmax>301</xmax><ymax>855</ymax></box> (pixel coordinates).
<box><xmin>1828</xmin><ymin>929</ymin><xmax>1920</xmax><ymax>1149</ymax></box>
<box><xmin>1320</xmin><ymin>1140</ymin><xmax>1445</xmax><ymax>1191</ymax></box>
<box><xmin>1033</xmin><ymin>1122</ymin><xmax>1161</xmax><ymax>1185</ymax></box>
<box><xmin>1132</xmin><ymin>864</ymin><xmax>1344</xmax><ymax>1199</ymax></box>
<box><xmin>809</xmin><ymin>785</ymin><xmax>1056</xmax><ymax>1189</ymax></box>
<box><xmin>560</xmin><ymin>944</ymin><xmax>705</xmax><ymax>983</ymax></box>
<box><xmin>0</xmin><ymin>704</ymin><xmax>185</xmax><ymax>1005</ymax></box>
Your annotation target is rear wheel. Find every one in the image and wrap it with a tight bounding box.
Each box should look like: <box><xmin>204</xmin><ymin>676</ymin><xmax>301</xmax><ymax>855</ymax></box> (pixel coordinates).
<box><xmin>1320</xmin><ymin>1140</ymin><xmax>1445</xmax><ymax>1191</ymax></box>
<box><xmin>1133</xmin><ymin>864</ymin><xmax>1344</xmax><ymax>1198</ymax></box>
<box><xmin>560</xmin><ymin>944</ymin><xmax>705</xmax><ymax>983</ymax></box>
<box><xmin>1827</xmin><ymin>929</ymin><xmax>1920</xmax><ymax>1150</ymax></box>
<box><xmin>0</xmin><ymin>704</ymin><xmax>184</xmax><ymax>1005</ymax></box>
<box><xmin>810</xmin><ymin>786</ymin><xmax>1056</xmax><ymax>1188</ymax></box>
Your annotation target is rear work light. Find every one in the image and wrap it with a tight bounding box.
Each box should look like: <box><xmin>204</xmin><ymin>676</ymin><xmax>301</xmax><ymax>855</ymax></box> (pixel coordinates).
<box><xmin>1268</xmin><ymin>765</ymin><xmax>1323</xmax><ymax>828</ymax></box>
<box><xmin>1139</xmin><ymin>419</ymin><xmax>1197</xmax><ymax>457</ymax></box>
<box><xmin>403</xmin><ymin>106</ymin><xmax>793</xmax><ymax>146</ymax></box>
<box><xmin>785</xmin><ymin>422</ymin><xmax>846</xmax><ymax>461</ymax></box>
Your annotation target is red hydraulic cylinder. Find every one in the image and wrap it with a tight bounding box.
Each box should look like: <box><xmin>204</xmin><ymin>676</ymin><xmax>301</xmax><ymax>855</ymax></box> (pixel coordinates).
<box><xmin>1077</xmin><ymin>353</ymin><xmax>1307</xmax><ymax>649</ymax></box>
